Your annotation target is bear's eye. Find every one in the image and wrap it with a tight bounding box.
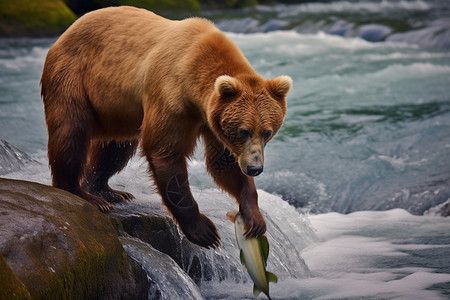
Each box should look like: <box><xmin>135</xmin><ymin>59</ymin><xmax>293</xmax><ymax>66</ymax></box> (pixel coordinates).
<box><xmin>263</xmin><ymin>130</ymin><xmax>272</xmax><ymax>140</ymax></box>
<box><xmin>238</xmin><ymin>129</ymin><xmax>250</xmax><ymax>140</ymax></box>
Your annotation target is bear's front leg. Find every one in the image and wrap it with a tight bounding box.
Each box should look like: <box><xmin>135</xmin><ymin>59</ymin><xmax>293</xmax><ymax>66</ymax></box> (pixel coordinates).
<box><xmin>203</xmin><ymin>131</ymin><xmax>266</xmax><ymax>237</ymax></box>
<box><xmin>147</xmin><ymin>153</ymin><xmax>221</xmax><ymax>249</ymax></box>
<box><xmin>238</xmin><ymin>182</ymin><xmax>267</xmax><ymax>237</ymax></box>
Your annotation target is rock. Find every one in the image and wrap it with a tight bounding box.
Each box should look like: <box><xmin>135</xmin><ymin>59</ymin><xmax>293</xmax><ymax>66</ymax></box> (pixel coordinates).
<box><xmin>0</xmin><ymin>0</ymin><xmax>76</xmax><ymax>37</ymax></box>
<box><xmin>0</xmin><ymin>254</ymin><xmax>31</xmax><ymax>299</ymax></box>
<box><xmin>111</xmin><ymin>200</ymin><xmax>211</xmax><ymax>283</ymax></box>
<box><xmin>425</xmin><ymin>198</ymin><xmax>450</xmax><ymax>217</ymax></box>
<box><xmin>357</xmin><ymin>24</ymin><xmax>392</xmax><ymax>42</ymax></box>
<box><xmin>0</xmin><ymin>140</ymin><xmax>35</xmax><ymax>176</ymax></box>
<box><xmin>261</xmin><ymin>19</ymin><xmax>289</xmax><ymax>33</ymax></box>
<box><xmin>0</xmin><ymin>178</ymin><xmax>148</xmax><ymax>299</ymax></box>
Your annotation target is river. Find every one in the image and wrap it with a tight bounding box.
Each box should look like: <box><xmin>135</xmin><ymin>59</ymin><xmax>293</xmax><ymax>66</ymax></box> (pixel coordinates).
<box><xmin>1</xmin><ymin>0</ymin><xmax>449</xmax><ymax>299</ymax></box>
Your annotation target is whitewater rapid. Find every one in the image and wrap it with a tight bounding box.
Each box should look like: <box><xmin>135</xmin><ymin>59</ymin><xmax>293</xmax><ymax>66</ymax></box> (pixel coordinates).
<box><xmin>2</xmin><ymin>151</ymin><xmax>450</xmax><ymax>299</ymax></box>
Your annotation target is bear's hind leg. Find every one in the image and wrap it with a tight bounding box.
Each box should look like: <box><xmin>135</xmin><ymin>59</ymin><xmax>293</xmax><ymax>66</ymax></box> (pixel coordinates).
<box><xmin>46</xmin><ymin>107</ymin><xmax>113</xmax><ymax>212</ymax></box>
<box><xmin>84</xmin><ymin>139</ymin><xmax>138</xmax><ymax>203</ymax></box>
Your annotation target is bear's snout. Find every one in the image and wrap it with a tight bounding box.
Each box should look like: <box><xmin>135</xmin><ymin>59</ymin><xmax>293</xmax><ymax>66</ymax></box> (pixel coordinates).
<box><xmin>247</xmin><ymin>165</ymin><xmax>264</xmax><ymax>176</ymax></box>
<box><xmin>238</xmin><ymin>138</ymin><xmax>265</xmax><ymax>177</ymax></box>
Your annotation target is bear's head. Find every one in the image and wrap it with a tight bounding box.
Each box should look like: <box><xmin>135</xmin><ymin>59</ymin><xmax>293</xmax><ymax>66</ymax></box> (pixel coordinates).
<box><xmin>208</xmin><ymin>74</ymin><xmax>292</xmax><ymax>177</ymax></box>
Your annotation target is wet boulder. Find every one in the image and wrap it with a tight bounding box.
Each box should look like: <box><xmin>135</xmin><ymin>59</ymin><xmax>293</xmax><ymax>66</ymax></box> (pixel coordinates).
<box><xmin>0</xmin><ymin>178</ymin><xmax>148</xmax><ymax>299</ymax></box>
<box><xmin>357</xmin><ymin>24</ymin><xmax>392</xmax><ymax>42</ymax></box>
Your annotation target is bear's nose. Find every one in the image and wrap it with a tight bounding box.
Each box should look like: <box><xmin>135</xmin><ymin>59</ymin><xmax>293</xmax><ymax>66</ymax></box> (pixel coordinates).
<box><xmin>247</xmin><ymin>165</ymin><xmax>263</xmax><ymax>176</ymax></box>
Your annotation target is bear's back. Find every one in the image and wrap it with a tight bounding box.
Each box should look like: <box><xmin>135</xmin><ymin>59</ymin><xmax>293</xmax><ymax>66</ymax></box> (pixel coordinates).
<box><xmin>42</xmin><ymin>7</ymin><xmax>218</xmax><ymax>96</ymax></box>
<box><xmin>53</xmin><ymin>6</ymin><xmax>215</xmax><ymax>58</ymax></box>
<box><xmin>43</xmin><ymin>6</ymin><xmax>219</xmax><ymax>87</ymax></box>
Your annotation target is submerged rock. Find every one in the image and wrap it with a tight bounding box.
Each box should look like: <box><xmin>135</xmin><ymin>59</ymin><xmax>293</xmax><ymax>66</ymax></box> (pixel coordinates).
<box><xmin>0</xmin><ymin>178</ymin><xmax>148</xmax><ymax>299</ymax></box>
<box><xmin>357</xmin><ymin>24</ymin><xmax>392</xmax><ymax>42</ymax></box>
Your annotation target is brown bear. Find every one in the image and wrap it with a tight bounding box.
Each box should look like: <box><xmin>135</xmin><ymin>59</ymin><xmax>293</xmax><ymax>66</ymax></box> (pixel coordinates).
<box><xmin>41</xmin><ymin>6</ymin><xmax>292</xmax><ymax>249</ymax></box>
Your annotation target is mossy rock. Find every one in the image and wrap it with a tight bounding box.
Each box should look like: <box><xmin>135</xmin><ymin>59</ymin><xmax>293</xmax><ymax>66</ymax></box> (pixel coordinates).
<box><xmin>0</xmin><ymin>0</ymin><xmax>76</xmax><ymax>37</ymax></box>
<box><xmin>0</xmin><ymin>254</ymin><xmax>31</xmax><ymax>300</ymax></box>
<box><xmin>0</xmin><ymin>178</ymin><xmax>148</xmax><ymax>299</ymax></box>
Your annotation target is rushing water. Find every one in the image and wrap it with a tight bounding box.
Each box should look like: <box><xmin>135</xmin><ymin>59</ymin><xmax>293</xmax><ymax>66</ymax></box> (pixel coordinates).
<box><xmin>201</xmin><ymin>0</ymin><xmax>450</xmax><ymax>48</ymax></box>
<box><xmin>1</xmin><ymin>0</ymin><xmax>450</xmax><ymax>299</ymax></box>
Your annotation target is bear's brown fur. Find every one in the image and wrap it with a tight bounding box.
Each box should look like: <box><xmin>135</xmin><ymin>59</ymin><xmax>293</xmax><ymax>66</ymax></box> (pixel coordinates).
<box><xmin>41</xmin><ymin>6</ymin><xmax>292</xmax><ymax>248</ymax></box>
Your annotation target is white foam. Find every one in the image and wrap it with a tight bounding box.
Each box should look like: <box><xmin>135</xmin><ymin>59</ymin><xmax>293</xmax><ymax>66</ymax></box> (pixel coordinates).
<box><xmin>228</xmin><ymin>30</ymin><xmax>382</xmax><ymax>52</ymax></box>
<box><xmin>376</xmin><ymin>154</ymin><xmax>428</xmax><ymax>171</ymax></box>
<box><xmin>279</xmin><ymin>270</ymin><xmax>450</xmax><ymax>300</ymax></box>
<box><xmin>0</xmin><ymin>46</ymin><xmax>48</xmax><ymax>71</ymax></box>
<box><xmin>366</xmin><ymin>51</ymin><xmax>450</xmax><ymax>61</ymax></box>
<box><xmin>371</xmin><ymin>62</ymin><xmax>450</xmax><ymax>78</ymax></box>
<box><xmin>296</xmin><ymin>210</ymin><xmax>450</xmax><ymax>299</ymax></box>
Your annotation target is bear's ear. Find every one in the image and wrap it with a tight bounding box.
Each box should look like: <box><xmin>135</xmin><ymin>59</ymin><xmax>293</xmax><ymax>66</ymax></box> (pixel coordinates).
<box><xmin>267</xmin><ymin>75</ymin><xmax>292</xmax><ymax>100</ymax></box>
<box><xmin>215</xmin><ymin>75</ymin><xmax>240</xmax><ymax>98</ymax></box>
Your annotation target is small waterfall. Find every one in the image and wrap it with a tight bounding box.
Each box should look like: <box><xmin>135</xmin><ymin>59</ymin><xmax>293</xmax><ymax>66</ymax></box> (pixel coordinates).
<box><xmin>120</xmin><ymin>236</ymin><xmax>204</xmax><ymax>300</ymax></box>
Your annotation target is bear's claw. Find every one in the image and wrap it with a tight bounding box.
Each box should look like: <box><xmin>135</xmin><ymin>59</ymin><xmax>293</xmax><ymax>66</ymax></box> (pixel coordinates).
<box><xmin>78</xmin><ymin>190</ymin><xmax>114</xmax><ymax>212</ymax></box>
<box><xmin>87</xmin><ymin>184</ymin><xmax>135</xmax><ymax>203</ymax></box>
<box><xmin>68</xmin><ymin>188</ymin><xmax>114</xmax><ymax>212</ymax></box>
<box><xmin>179</xmin><ymin>213</ymin><xmax>221</xmax><ymax>249</ymax></box>
<box><xmin>241</xmin><ymin>209</ymin><xmax>267</xmax><ymax>238</ymax></box>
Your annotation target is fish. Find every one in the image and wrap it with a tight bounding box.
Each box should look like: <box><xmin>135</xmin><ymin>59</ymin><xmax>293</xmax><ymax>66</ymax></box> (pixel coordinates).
<box><xmin>227</xmin><ymin>211</ymin><xmax>278</xmax><ymax>299</ymax></box>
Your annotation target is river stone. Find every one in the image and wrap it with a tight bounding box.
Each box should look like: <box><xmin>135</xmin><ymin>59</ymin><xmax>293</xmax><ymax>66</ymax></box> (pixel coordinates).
<box><xmin>0</xmin><ymin>178</ymin><xmax>148</xmax><ymax>299</ymax></box>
